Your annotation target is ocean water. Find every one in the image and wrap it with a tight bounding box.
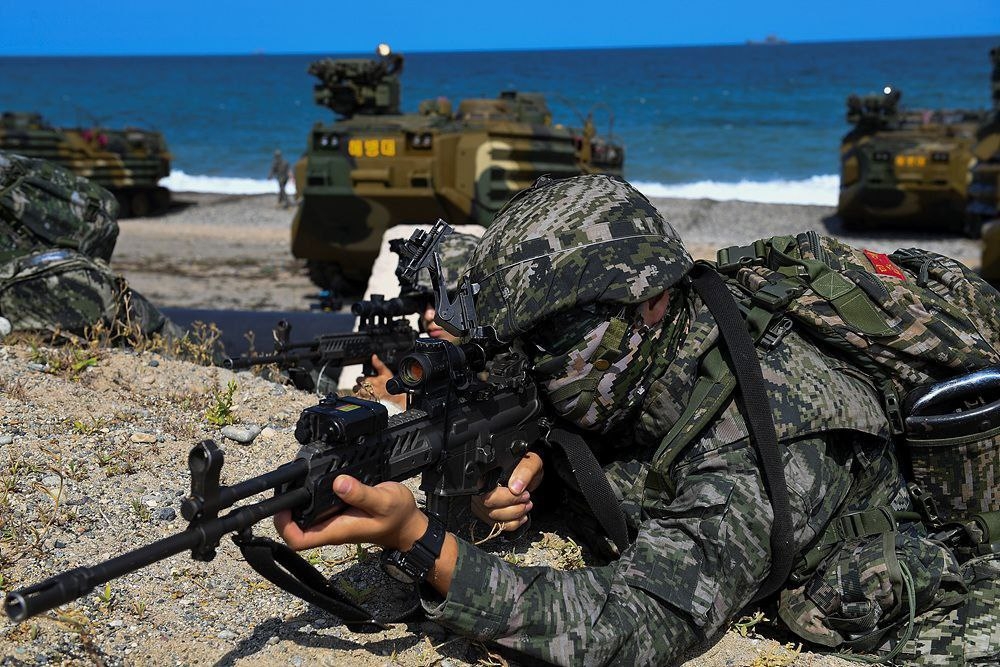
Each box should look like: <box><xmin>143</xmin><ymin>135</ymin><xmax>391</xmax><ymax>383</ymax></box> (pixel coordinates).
<box><xmin>1</xmin><ymin>35</ymin><xmax>996</xmax><ymax>206</ymax></box>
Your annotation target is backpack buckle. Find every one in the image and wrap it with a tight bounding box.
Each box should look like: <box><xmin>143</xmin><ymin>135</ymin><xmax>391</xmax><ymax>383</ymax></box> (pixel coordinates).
<box><xmin>717</xmin><ymin>244</ymin><xmax>761</xmax><ymax>273</ymax></box>
<box><xmin>760</xmin><ymin>316</ymin><xmax>793</xmax><ymax>350</ymax></box>
<box><xmin>750</xmin><ymin>281</ymin><xmax>801</xmax><ymax>310</ymax></box>
<box><xmin>908</xmin><ymin>483</ymin><xmax>942</xmax><ymax>527</ymax></box>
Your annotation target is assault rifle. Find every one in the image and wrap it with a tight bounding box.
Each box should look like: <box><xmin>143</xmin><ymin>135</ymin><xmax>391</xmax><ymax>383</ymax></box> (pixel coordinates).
<box><xmin>4</xmin><ymin>222</ymin><xmax>548</xmax><ymax>625</ymax></box>
<box><xmin>224</xmin><ymin>236</ymin><xmax>439</xmax><ymax>392</ymax></box>
<box><xmin>223</xmin><ymin>292</ymin><xmax>427</xmax><ymax>392</ymax></box>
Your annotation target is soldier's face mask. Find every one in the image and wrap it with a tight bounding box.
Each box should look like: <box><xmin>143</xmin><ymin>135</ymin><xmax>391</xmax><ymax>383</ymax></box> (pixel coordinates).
<box><xmin>525</xmin><ymin>305</ymin><xmax>666</xmax><ymax>432</ymax></box>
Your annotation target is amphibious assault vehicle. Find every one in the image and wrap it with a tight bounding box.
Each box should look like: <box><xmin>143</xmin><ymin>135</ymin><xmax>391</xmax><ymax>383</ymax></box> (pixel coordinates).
<box><xmin>837</xmin><ymin>87</ymin><xmax>983</xmax><ymax>236</ymax></box>
<box><xmin>291</xmin><ymin>44</ymin><xmax>625</xmax><ymax>293</ymax></box>
<box><xmin>973</xmin><ymin>46</ymin><xmax>1000</xmax><ymax>283</ymax></box>
<box><xmin>0</xmin><ymin>111</ymin><xmax>172</xmax><ymax>217</ymax></box>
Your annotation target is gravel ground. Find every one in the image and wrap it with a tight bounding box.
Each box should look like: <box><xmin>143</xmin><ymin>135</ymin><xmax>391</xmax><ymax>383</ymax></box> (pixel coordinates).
<box><xmin>2</xmin><ymin>191</ymin><xmax>981</xmax><ymax>666</ymax></box>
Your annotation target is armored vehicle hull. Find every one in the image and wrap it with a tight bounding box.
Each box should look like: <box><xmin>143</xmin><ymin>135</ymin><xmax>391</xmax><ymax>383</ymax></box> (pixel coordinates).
<box><xmin>0</xmin><ymin>112</ymin><xmax>172</xmax><ymax>217</ymax></box>
<box><xmin>291</xmin><ymin>46</ymin><xmax>624</xmax><ymax>294</ymax></box>
<box><xmin>969</xmin><ymin>47</ymin><xmax>1000</xmax><ymax>239</ymax></box>
<box><xmin>838</xmin><ymin>102</ymin><xmax>982</xmax><ymax>235</ymax></box>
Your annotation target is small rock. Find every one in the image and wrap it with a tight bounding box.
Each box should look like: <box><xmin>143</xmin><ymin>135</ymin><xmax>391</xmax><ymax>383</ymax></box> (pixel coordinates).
<box><xmin>130</xmin><ymin>432</ymin><xmax>158</xmax><ymax>444</ymax></box>
<box><xmin>270</xmin><ymin>385</ymin><xmax>286</xmax><ymax>397</ymax></box>
<box><xmin>218</xmin><ymin>630</ymin><xmax>237</xmax><ymax>640</ymax></box>
<box><xmin>109</xmin><ymin>619</ymin><xmax>124</xmax><ymax>628</ymax></box>
<box><xmin>53</xmin><ymin>540</ymin><xmax>67</xmax><ymax>549</ymax></box>
<box><xmin>0</xmin><ymin>434</ymin><xmax>13</xmax><ymax>445</ymax></box>
<box><xmin>157</xmin><ymin>508</ymin><xmax>176</xmax><ymax>522</ymax></box>
<box><xmin>290</xmin><ymin>657</ymin><xmax>303</xmax><ymax>667</ymax></box>
<box><xmin>42</xmin><ymin>474</ymin><xmax>62</xmax><ymax>488</ymax></box>
<box><xmin>0</xmin><ymin>316</ymin><xmax>10</xmax><ymax>339</ymax></box>
<box><xmin>265</xmin><ymin>636</ymin><xmax>279</xmax><ymax>645</ymax></box>
<box><xmin>148</xmin><ymin>359</ymin><xmax>160</xmax><ymax>367</ymax></box>
<box><xmin>220</xmin><ymin>424</ymin><xmax>262</xmax><ymax>444</ymax></box>
<box><xmin>27</xmin><ymin>362</ymin><xmax>46</xmax><ymax>372</ymax></box>
<box><xmin>259</xmin><ymin>426</ymin><xmax>277</xmax><ymax>439</ymax></box>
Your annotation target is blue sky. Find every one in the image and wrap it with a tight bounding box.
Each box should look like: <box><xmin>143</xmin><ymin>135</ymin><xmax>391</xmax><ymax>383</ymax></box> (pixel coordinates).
<box><xmin>4</xmin><ymin>0</ymin><xmax>999</xmax><ymax>56</ymax></box>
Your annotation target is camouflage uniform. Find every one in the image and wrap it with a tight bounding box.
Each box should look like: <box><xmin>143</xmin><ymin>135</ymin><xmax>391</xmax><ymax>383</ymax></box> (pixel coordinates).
<box><xmin>269</xmin><ymin>150</ymin><xmax>291</xmax><ymax>207</ymax></box>
<box><xmin>0</xmin><ymin>152</ymin><xmax>184</xmax><ymax>342</ymax></box>
<box><xmin>417</xmin><ymin>175</ymin><xmax>1000</xmax><ymax>665</ymax></box>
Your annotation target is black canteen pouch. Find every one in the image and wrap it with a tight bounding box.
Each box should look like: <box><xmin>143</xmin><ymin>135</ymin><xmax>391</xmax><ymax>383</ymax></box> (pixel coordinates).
<box><xmin>901</xmin><ymin>365</ymin><xmax>1000</xmax><ymax>525</ymax></box>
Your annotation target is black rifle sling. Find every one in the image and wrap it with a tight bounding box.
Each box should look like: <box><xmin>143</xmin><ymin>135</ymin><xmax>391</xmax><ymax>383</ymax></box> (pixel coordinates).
<box><xmin>546</xmin><ymin>428</ymin><xmax>631</xmax><ymax>554</ymax></box>
<box><xmin>689</xmin><ymin>263</ymin><xmax>794</xmax><ymax>601</ymax></box>
<box><xmin>234</xmin><ymin>532</ymin><xmax>420</xmax><ymax>625</ymax></box>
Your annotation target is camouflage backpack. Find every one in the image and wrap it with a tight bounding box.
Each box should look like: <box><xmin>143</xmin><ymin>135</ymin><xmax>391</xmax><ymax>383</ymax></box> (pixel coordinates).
<box><xmin>674</xmin><ymin>232</ymin><xmax>1000</xmax><ymax>662</ymax></box>
<box><xmin>0</xmin><ymin>152</ymin><xmax>120</xmax><ymax>262</ymax></box>
<box><xmin>713</xmin><ymin>231</ymin><xmax>1000</xmax><ymax>524</ymax></box>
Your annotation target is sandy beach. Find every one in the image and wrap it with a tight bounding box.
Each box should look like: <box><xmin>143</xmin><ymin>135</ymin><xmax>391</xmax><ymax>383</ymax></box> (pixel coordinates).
<box><xmin>112</xmin><ymin>191</ymin><xmax>984</xmax><ymax>312</ymax></box>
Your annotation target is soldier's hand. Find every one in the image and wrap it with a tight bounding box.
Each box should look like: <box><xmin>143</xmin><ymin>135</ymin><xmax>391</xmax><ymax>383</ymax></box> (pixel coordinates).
<box><xmin>274</xmin><ymin>475</ymin><xmax>427</xmax><ymax>552</ymax></box>
<box><xmin>472</xmin><ymin>451</ymin><xmax>544</xmax><ymax>532</ymax></box>
<box><xmin>353</xmin><ymin>354</ymin><xmax>406</xmax><ymax>409</ymax></box>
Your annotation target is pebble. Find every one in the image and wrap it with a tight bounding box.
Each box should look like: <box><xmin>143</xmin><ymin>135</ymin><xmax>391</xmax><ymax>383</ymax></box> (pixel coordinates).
<box><xmin>259</xmin><ymin>426</ymin><xmax>277</xmax><ymax>439</ymax></box>
<box><xmin>148</xmin><ymin>359</ymin><xmax>160</xmax><ymax>367</ymax></box>
<box><xmin>265</xmin><ymin>636</ymin><xmax>279</xmax><ymax>645</ymax></box>
<box><xmin>157</xmin><ymin>508</ymin><xmax>177</xmax><ymax>521</ymax></box>
<box><xmin>0</xmin><ymin>434</ymin><xmax>14</xmax><ymax>445</ymax></box>
<box><xmin>27</xmin><ymin>362</ymin><xmax>46</xmax><ymax>372</ymax></box>
<box><xmin>0</xmin><ymin>316</ymin><xmax>10</xmax><ymax>338</ymax></box>
<box><xmin>220</xmin><ymin>424</ymin><xmax>263</xmax><ymax>444</ymax></box>
<box><xmin>130</xmin><ymin>432</ymin><xmax>158</xmax><ymax>444</ymax></box>
<box><xmin>42</xmin><ymin>474</ymin><xmax>61</xmax><ymax>488</ymax></box>
<box><xmin>218</xmin><ymin>630</ymin><xmax>237</xmax><ymax>640</ymax></box>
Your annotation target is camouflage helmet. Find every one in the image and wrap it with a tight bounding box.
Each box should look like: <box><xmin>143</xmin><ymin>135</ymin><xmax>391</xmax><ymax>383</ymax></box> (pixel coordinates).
<box><xmin>464</xmin><ymin>174</ymin><xmax>692</xmax><ymax>343</ymax></box>
<box><xmin>437</xmin><ymin>231</ymin><xmax>480</xmax><ymax>292</ymax></box>
<box><xmin>415</xmin><ymin>229</ymin><xmax>480</xmax><ymax>294</ymax></box>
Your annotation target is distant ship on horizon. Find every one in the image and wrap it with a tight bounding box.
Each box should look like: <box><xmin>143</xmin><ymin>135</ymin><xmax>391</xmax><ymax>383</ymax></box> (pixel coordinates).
<box><xmin>746</xmin><ymin>35</ymin><xmax>789</xmax><ymax>45</ymax></box>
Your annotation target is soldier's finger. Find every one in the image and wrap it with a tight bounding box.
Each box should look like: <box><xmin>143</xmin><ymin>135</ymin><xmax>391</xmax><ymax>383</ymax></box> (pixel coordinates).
<box><xmin>370</xmin><ymin>354</ymin><xmax>389</xmax><ymax>373</ymax></box>
<box><xmin>500</xmin><ymin>516</ymin><xmax>530</xmax><ymax>533</ymax></box>
<box><xmin>486</xmin><ymin>501</ymin><xmax>534</xmax><ymax>523</ymax></box>
<box><xmin>507</xmin><ymin>452</ymin><xmax>544</xmax><ymax>494</ymax></box>
<box><xmin>476</xmin><ymin>485</ymin><xmax>530</xmax><ymax>510</ymax></box>
<box><xmin>332</xmin><ymin>475</ymin><xmax>392</xmax><ymax>517</ymax></box>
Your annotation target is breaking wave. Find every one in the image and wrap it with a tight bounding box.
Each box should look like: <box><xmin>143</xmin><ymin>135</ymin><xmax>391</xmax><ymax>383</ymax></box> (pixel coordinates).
<box><xmin>160</xmin><ymin>170</ymin><xmax>295</xmax><ymax>195</ymax></box>
<box><xmin>162</xmin><ymin>169</ymin><xmax>838</xmax><ymax>207</ymax></box>
<box><xmin>632</xmin><ymin>175</ymin><xmax>838</xmax><ymax>207</ymax></box>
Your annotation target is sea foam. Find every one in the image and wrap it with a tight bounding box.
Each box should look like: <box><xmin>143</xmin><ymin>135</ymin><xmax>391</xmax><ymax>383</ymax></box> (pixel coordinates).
<box><xmin>162</xmin><ymin>170</ymin><xmax>839</xmax><ymax>207</ymax></box>
<box><xmin>632</xmin><ymin>175</ymin><xmax>839</xmax><ymax>207</ymax></box>
<box><xmin>161</xmin><ymin>170</ymin><xmax>294</xmax><ymax>195</ymax></box>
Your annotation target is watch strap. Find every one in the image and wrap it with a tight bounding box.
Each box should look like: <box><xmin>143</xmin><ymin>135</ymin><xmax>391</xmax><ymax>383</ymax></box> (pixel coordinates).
<box><xmin>387</xmin><ymin>512</ymin><xmax>446</xmax><ymax>581</ymax></box>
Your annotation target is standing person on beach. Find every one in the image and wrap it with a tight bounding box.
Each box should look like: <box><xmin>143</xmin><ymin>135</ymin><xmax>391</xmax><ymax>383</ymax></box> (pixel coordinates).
<box><xmin>277</xmin><ymin>174</ymin><xmax>1000</xmax><ymax>665</ymax></box>
<box><xmin>268</xmin><ymin>149</ymin><xmax>291</xmax><ymax>208</ymax></box>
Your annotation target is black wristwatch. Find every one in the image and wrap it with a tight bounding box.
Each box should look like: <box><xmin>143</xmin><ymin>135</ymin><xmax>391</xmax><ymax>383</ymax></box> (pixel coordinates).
<box><xmin>381</xmin><ymin>512</ymin><xmax>447</xmax><ymax>585</ymax></box>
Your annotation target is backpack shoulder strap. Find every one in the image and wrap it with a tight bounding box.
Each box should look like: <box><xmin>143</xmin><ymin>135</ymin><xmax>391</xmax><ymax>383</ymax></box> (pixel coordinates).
<box><xmin>688</xmin><ymin>262</ymin><xmax>795</xmax><ymax>602</ymax></box>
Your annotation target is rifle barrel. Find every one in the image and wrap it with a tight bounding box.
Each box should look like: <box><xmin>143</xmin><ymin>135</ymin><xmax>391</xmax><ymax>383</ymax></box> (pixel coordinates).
<box><xmin>4</xmin><ymin>488</ymin><xmax>310</xmax><ymax>621</ymax></box>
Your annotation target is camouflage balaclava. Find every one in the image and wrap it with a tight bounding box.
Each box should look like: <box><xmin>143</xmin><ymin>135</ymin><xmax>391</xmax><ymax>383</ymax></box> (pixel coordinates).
<box><xmin>463</xmin><ymin>174</ymin><xmax>693</xmax><ymax>431</ymax></box>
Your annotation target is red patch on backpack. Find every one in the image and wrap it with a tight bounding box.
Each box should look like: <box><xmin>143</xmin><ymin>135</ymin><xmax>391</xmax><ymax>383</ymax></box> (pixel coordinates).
<box><xmin>863</xmin><ymin>250</ymin><xmax>906</xmax><ymax>280</ymax></box>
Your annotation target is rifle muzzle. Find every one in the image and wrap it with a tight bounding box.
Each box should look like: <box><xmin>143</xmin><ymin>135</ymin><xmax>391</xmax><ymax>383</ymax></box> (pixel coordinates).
<box><xmin>4</xmin><ymin>567</ymin><xmax>92</xmax><ymax>622</ymax></box>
